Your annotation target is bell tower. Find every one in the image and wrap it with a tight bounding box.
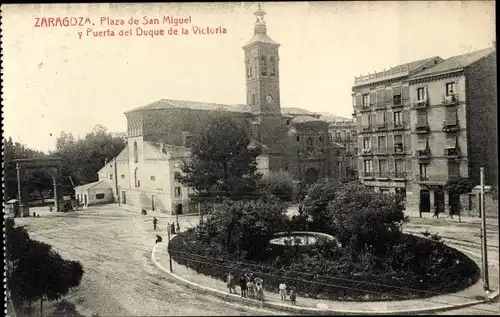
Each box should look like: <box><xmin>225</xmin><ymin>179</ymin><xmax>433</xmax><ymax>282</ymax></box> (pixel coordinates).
<box><xmin>243</xmin><ymin>4</ymin><xmax>283</xmax><ymax>171</ymax></box>
<box><xmin>243</xmin><ymin>4</ymin><xmax>281</xmax><ymax>114</ymax></box>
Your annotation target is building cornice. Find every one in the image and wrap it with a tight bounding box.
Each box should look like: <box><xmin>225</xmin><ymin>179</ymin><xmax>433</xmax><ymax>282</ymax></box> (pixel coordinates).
<box><xmin>409</xmin><ymin>70</ymin><xmax>463</xmax><ymax>85</ymax></box>
<box><xmin>352</xmin><ymin>75</ymin><xmax>409</xmax><ymax>91</ymax></box>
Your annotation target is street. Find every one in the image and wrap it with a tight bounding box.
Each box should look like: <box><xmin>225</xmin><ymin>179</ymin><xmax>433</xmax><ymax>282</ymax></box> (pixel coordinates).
<box><xmin>14</xmin><ymin>205</ymin><xmax>283</xmax><ymax>316</ymax></box>
<box><xmin>13</xmin><ymin>204</ymin><xmax>499</xmax><ymax>316</ymax></box>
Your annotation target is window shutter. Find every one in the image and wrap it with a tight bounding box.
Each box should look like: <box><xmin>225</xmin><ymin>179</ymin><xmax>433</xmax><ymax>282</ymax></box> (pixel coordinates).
<box><xmin>387</xmin><ymin>135</ymin><xmax>394</xmax><ymax>148</ymax></box>
<box><xmin>405</xmin><ymin>157</ymin><xmax>412</xmax><ymax>171</ymax></box>
<box><xmin>370</xmin><ymin>91</ymin><xmax>376</xmax><ymax>105</ymax></box>
<box><xmin>403</xmin><ymin>134</ymin><xmax>411</xmax><ymax>149</ymax></box>
<box><xmin>402</xmin><ymin>86</ymin><xmax>409</xmax><ymax>100</ymax></box>
<box><xmin>373</xmin><ymin>157</ymin><xmax>379</xmax><ymax>172</ymax></box>
<box><xmin>377</xmin><ymin>90</ymin><xmax>384</xmax><ymax>105</ymax></box>
<box><xmin>389</xmin><ymin>158</ymin><xmax>395</xmax><ymax>172</ymax></box>
<box><xmin>371</xmin><ymin>136</ymin><xmax>377</xmax><ymax>149</ymax></box>
<box><xmin>386</xmin><ymin>111</ymin><xmax>393</xmax><ymax>127</ymax></box>
<box><xmin>445</xmin><ymin>106</ymin><xmax>458</xmax><ymax>125</ymax></box>
<box><xmin>371</xmin><ymin>113</ymin><xmax>377</xmax><ymax>126</ymax></box>
<box><xmin>358</xmin><ymin>159</ymin><xmax>363</xmax><ymax>172</ymax></box>
<box><xmin>417</xmin><ymin>111</ymin><xmax>427</xmax><ymax>126</ymax></box>
<box><xmin>384</xmin><ymin>89</ymin><xmax>392</xmax><ymax>102</ymax></box>
<box><xmin>403</xmin><ymin>110</ymin><xmax>410</xmax><ymax>127</ymax></box>
<box><xmin>355</xmin><ymin>94</ymin><xmax>362</xmax><ymax>107</ymax></box>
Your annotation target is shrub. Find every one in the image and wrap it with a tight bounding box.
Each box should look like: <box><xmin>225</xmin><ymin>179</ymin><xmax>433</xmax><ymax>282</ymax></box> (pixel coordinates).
<box><xmin>302</xmin><ymin>178</ymin><xmax>342</xmax><ymax>232</ymax></box>
<box><xmin>261</xmin><ymin>170</ymin><xmax>294</xmax><ymax>201</ymax></box>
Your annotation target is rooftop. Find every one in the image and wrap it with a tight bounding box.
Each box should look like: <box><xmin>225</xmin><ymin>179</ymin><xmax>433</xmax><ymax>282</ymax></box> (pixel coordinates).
<box><xmin>354</xmin><ymin>56</ymin><xmax>440</xmax><ymax>85</ymax></box>
<box><xmin>410</xmin><ymin>47</ymin><xmax>495</xmax><ymax>80</ymax></box>
<box><xmin>291</xmin><ymin>115</ymin><xmax>325</xmax><ymax>124</ymax></box>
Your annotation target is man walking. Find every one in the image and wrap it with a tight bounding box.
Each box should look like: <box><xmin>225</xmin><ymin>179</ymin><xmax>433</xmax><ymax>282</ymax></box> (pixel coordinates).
<box><xmin>153</xmin><ymin>217</ymin><xmax>158</xmax><ymax>231</ymax></box>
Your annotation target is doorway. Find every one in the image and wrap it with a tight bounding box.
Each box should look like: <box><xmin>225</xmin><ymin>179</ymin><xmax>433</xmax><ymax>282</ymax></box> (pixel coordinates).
<box><xmin>434</xmin><ymin>189</ymin><xmax>445</xmax><ymax>214</ymax></box>
<box><xmin>176</xmin><ymin>203</ymin><xmax>183</xmax><ymax>215</ymax></box>
<box><xmin>419</xmin><ymin>189</ymin><xmax>430</xmax><ymax>213</ymax></box>
<box><xmin>305</xmin><ymin>168</ymin><xmax>319</xmax><ymax>185</ymax></box>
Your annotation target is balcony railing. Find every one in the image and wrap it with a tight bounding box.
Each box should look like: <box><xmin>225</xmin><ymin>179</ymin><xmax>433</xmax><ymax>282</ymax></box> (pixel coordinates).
<box><xmin>413</xmin><ymin>99</ymin><xmax>429</xmax><ymax>109</ymax></box>
<box><xmin>376</xmin><ymin>123</ymin><xmax>388</xmax><ymax>131</ymax></box>
<box><xmin>360</xmin><ymin>148</ymin><xmax>373</xmax><ymax>155</ymax></box>
<box><xmin>415</xmin><ymin>174</ymin><xmax>461</xmax><ymax>183</ymax></box>
<box><xmin>415</xmin><ymin>123</ymin><xmax>429</xmax><ymax>134</ymax></box>
<box><xmin>442</xmin><ymin>122</ymin><xmax>459</xmax><ymax>133</ymax></box>
<box><xmin>444</xmin><ymin>148</ymin><xmax>460</xmax><ymax>158</ymax></box>
<box><xmin>362</xmin><ymin>172</ymin><xmax>409</xmax><ymax>179</ymax></box>
<box><xmin>391</xmin><ymin>122</ymin><xmax>407</xmax><ymax>131</ymax></box>
<box><xmin>361</xmin><ymin>125</ymin><xmax>371</xmax><ymax>132</ymax></box>
<box><xmin>357</xmin><ymin>105</ymin><xmax>371</xmax><ymax>112</ymax></box>
<box><xmin>392</xmin><ymin>145</ymin><xmax>407</xmax><ymax>154</ymax></box>
<box><xmin>416</xmin><ymin>149</ymin><xmax>431</xmax><ymax>159</ymax></box>
<box><xmin>441</xmin><ymin>93</ymin><xmax>459</xmax><ymax>106</ymax></box>
<box><xmin>375</xmin><ymin>103</ymin><xmax>387</xmax><ymax>110</ymax></box>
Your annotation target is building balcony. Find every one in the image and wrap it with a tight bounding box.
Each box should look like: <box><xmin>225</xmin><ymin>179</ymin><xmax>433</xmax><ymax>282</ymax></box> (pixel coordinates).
<box><xmin>360</xmin><ymin>148</ymin><xmax>373</xmax><ymax>156</ymax></box>
<box><xmin>361</xmin><ymin>126</ymin><xmax>372</xmax><ymax>133</ymax></box>
<box><xmin>375</xmin><ymin>103</ymin><xmax>387</xmax><ymax>110</ymax></box>
<box><xmin>415</xmin><ymin>124</ymin><xmax>430</xmax><ymax>134</ymax></box>
<box><xmin>415</xmin><ymin>174</ymin><xmax>461</xmax><ymax>184</ymax></box>
<box><xmin>444</xmin><ymin>148</ymin><xmax>461</xmax><ymax>159</ymax></box>
<box><xmin>412</xmin><ymin>99</ymin><xmax>429</xmax><ymax>109</ymax></box>
<box><xmin>391</xmin><ymin>122</ymin><xmax>407</xmax><ymax>131</ymax></box>
<box><xmin>357</xmin><ymin>105</ymin><xmax>371</xmax><ymax>113</ymax></box>
<box><xmin>391</xmin><ymin>145</ymin><xmax>408</xmax><ymax>155</ymax></box>
<box><xmin>373</xmin><ymin>147</ymin><xmax>389</xmax><ymax>155</ymax></box>
<box><xmin>391</xmin><ymin>171</ymin><xmax>409</xmax><ymax>179</ymax></box>
<box><xmin>441</xmin><ymin>93</ymin><xmax>459</xmax><ymax>106</ymax></box>
<box><xmin>376</xmin><ymin>123</ymin><xmax>388</xmax><ymax>131</ymax></box>
<box><xmin>442</xmin><ymin>123</ymin><xmax>459</xmax><ymax>133</ymax></box>
<box><xmin>416</xmin><ymin>149</ymin><xmax>431</xmax><ymax>160</ymax></box>
<box><xmin>362</xmin><ymin>172</ymin><xmax>375</xmax><ymax>179</ymax></box>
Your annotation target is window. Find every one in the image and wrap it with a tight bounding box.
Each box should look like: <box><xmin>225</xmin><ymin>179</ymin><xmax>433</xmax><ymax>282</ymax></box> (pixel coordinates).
<box><xmin>341</xmin><ymin>130</ymin><xmax>346</xmax><ymax>140</ymax></box>
<box><xmin>306</xmin><ymin>137</ymin><xmax>314</xmax><ymax>154</ymax></box>
<box><xmin>364</xmin><ymin>160</ymin><xmax>373</xmax><ymax>173</ymax></box>
<box><xmin>296</xmin><ymin>135</ymin><xmax>300</xmax><ymax>142</ymax></box>
<box><xmin>269</xmin><ymin>56</ymin><xmax>276</xmax><ymax>76</ymax></box>
<box><xmin>395</xmin><ymin>159</ymin><xmax>404</xmax><ymax>173</ymax></box>
<box><xmin>417</xmin><ymin>87</ymin><xmax>426</xmax><ymax>101</ymax></box>
<box><xmin>121</xmin><ymin>174</ymin><xmax>125</xmax><ymax>179</ymax></box>
<box><xmin>445</xmin><ymin>106</ymin><xmax>458</xmax><ymax>126</ymax></box>
<box><xmin>150</xmin><ymin>176</ymin><xmax>156</xmax><ymax>181</ymax></box>
<box><xmin>286</xmin><ymin>119</ymin><xmax>290</xmax><ymax>125</ymax></box>
<box><xmin>109</xmin><ymin>173</ymin><xmax>113</xmax><ymax>180</ymax></box>
<box><xmin>378</xmin><ymin>136</ymin><xmax>386</xmax><ymax>148</ymax></box>
<box><xmin>362</xmin><ymin>94</ymin><xmax>370</xmax><ymax>107</ymax></box>
<box><xmin>133</xmin><ymin>141</ymin><xmax>138</xmax><ymax>163</ymax></box>
<box><xmin>363</xmin><ymin>137</ymin><xmax>371</xmax><ymax>149</ymax></box>
<box><xmin>346</xmin><ymin>130</ymin><xmax>351</xmax><ymax>141</ymax></box>
<box><xmin>394</xmin><ymin>134</ymin><xmax>403</xmax><ymax>146</ymax></box>
<box><xmin>96</xmin><ymin>193</ymin><xmax>105</xmax><ymax>200</ymax></box>
<box><xmin>377</xmin><ymin>111</ymin><xmax>386</xmax><ymax>126</ymax></box>
<box><xmin>134</xmin><ymin>167</ymin><xmax>140</xmax><ymax>188</ymax></box>
<box><xmin>445</xmin><ymin>82</ymin><xmax>455</xmax><ymax>96</ymax></box>
<box><xmin>394</xmin><ymin>111</ymin><xmax>402</xmax><ymax>126</ymax></box>
<box><xmin>379</xmin><ymin>159</ymin><xmax>388</xmax><ymax>174</ymax></box>
<box><xmin>447</xmin><ymin>161</ymin><xmax>460</xmax><ymax>177</ymax></box>
<box><xmin>246</xmin><ymin>65</ymin><xmax>251</xmax><ymax>79</ymax></box>
<box><xmin>260</xmin><ymin>56</ymin><xmax>267</xmax><ymax>76</ymax></box>
<box><xmin>174</xmin><ymin>187</ymin><xmax>181</xmax><ymax>197</ymax></box>
<box><xmin>419</xmin><ymin>164</ymin><xmax>428</xmax><ymax>179</ymax></box>
<box><xmin>392</xmin><ymin>86</ymin><xmax>402</xmax><ymax>105</ymax></box>
<box><xmin>251</xmin><ymin>93</ymin><xmax>256</xmax><ymax>106</ymax></box>
<box><xmin>417</xmin><ymin>111</ymin><xmax>427</xmax><ymax>127</ymax></box>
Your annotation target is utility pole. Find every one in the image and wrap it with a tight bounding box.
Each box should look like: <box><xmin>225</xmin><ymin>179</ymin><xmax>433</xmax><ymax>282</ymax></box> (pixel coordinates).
<box><xmin>167</xmin><ymin>230</ymin><xmax>173</xmax><ymax>272</ymax></box>
<box><xmin>480</xmin><ymin>167</ymin><xmax>490</xmax><ymax>292</ymax></box>
<box><xmin>16</xmin><ymin>162</ymin><xmax>22</xmax><ymax>203</ymax></box>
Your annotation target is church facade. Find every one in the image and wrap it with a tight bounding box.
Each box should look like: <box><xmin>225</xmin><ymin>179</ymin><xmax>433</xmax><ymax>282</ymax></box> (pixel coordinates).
<box><xmin>91</xmin><ymin>5</ymin><xmax>342</xmax><ymax>214</ymax></box>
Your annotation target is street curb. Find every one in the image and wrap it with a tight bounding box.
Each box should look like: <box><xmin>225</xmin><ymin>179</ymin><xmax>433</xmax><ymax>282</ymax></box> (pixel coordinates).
<box><xmin>151</xmin><ymin>243</ymin><xmax>498</xmax><ymax>315</ymax></box>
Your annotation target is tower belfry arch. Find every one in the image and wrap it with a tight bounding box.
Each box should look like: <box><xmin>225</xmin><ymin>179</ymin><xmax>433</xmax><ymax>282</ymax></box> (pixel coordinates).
<box><xmin>14</xmin><ymin>157</ymin><xmax>63</xmax><ymax>214</ymax></box>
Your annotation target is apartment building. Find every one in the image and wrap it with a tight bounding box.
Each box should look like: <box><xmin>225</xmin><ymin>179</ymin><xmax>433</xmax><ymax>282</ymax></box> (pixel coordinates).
<box><xmin>407</xmin><ymin>47</ymin><xmax>497</xmax><ymax>214</ymax></box>
<box><xmin>352</xmin><ymin>56</ymin><xmax>443</xmax><ymax>196</ymax></box>
<box><xmin>328</xmin><ymin>118</ymin><xmax>358</xmax><ymax>180</ymax></box>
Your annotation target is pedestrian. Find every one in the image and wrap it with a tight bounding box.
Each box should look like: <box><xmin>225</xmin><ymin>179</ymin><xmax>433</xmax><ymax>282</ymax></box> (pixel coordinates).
<box><xmin>279</xmin><ymin>281</ymin><xmax>287</xmax><ymax>300</ymax></box>
<box><xmin>432</xmin><ymin>207</ymin><xmax>439</xmax><ymax>218</ymax></box>
<box><xmin>153</xmin><ymin>217</ymin><xmax>158</xmax><ymax>230</ymax></box>
<box><xmin>289</xmin><ymin>286</ymin><xmax>297</xmax><ymax>305</ymax></box>
<box><xmin>226</xmin><ymin>272</ymin><xmax>236</xmax><ymax>294</ymax></box>
<box><xmin>176</xmin><ymin>222</ymin><xmax>180</xmax><ymax>233</ymax></box>
<box><xmin>254</xmin><ymin>277</ymin><xmax>264</xmax><ymax>302</ymax></box>
<box><xmin>166</xmin><ymin>222</ymin><xmax>170</xmax><ymax>232</ymax></box>
<box><xmin>155</xmin><ymin>234</ymin><xmax>163</xmax><ymax>244</ymax></box>
<box><xmin>171</xmin><ymin>223</ymin><xmax>176</xmax><ymax>234</ymax></box>
<box><xmin>239</xmin><ymin>274</ymin><xmax>247</xmax><ymax>298</ymax></box>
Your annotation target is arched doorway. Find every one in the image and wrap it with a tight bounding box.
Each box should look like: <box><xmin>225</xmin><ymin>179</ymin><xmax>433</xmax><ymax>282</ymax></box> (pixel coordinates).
<box><xmin>304</xmin><ymin>168</ymin><xmax>318</xmax><ymax>185</ymax></box>
<box><xmin>419</xmin><ymin>189</ymin><xmax>430</xmax><ymax>213</ymax></box>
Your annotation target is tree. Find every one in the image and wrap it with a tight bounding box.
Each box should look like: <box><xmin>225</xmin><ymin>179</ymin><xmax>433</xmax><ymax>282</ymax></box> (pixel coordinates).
<box><xmin>444</xmin><ymin>177</ymin><xmax>475</xmax><ymax>215</ymax></box>
<box><xmin>175</xmin><ymin>112</ymin><xmax>263</xmax><ymax>196</ymax></box>
<box><xmin>326</xmin><ymin>182</ymin><xmax>406</xmax><ymax>256</ymax></box>
<box><xmin>53</xmin><ymin>125</ymin><xmax>126</xmax><ymax>189</ymax></box>
<box><xmin>200</xmin><ymin>195</ymin><xmax>289</xmax><ymax>259</ymax></box>
<box><xmin>261</xmin><ymin>169</ymin><xmax>294</xmax><ymax>201</ymax></box>
<box><xmin>6</xmin><ymin>219</ymin><xmax>84</xmax><ymax>313</ymax></box>
<box><xmin>302</xmin><ymin>178</ymin><xmax>342</xmax><ymax>232</ymax></box>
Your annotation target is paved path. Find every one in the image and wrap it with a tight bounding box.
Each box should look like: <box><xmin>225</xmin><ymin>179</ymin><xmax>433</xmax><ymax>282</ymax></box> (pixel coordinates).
<box><xmin>14</xmin><ymin>205</ymin><xmax>283</xmax><ymax>316</ymax></box>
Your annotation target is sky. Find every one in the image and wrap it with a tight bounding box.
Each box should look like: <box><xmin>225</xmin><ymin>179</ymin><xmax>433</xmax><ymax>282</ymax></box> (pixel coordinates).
<box><xmin>2</xmin><ymin>1</ymin><xmax>496</xmax><ymax>152</ymax></box>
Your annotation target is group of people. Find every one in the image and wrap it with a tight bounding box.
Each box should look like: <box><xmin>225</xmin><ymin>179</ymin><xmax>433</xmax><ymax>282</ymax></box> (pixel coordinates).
<box><xmin>278</xmin><ymin>282</ymin><xmax>297</xmax><ymax>305</ymax></box>
<box><xmin>226</xmin><ymin>272</ymin><xmax>264</xmax><ymax>301</ymax></box>
<box><xmin>152</xmin><ymin>217</ymin><xmax>180</xmax><ymax>234</ymax></box>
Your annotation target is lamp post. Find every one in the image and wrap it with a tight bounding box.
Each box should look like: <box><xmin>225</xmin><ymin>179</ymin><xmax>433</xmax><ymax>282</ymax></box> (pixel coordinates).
<box><xmin>480</xmin><ymin>167</ymin><xmax>490</xmax><ymax>292</ymax></box>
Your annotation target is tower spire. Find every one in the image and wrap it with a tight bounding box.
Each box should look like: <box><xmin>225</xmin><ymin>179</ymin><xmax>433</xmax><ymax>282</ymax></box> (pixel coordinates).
<box><xmin>254</xmin><ymin>3</ymin><xmax>267</xmax><ymax>35</ymax></box>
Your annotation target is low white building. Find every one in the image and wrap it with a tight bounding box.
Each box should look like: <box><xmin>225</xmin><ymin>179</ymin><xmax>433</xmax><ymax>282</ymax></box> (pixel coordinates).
<box><xmin>74</xmin><ymin>180</ymin><xmax>114</xmax><ymax>207</ymax></box>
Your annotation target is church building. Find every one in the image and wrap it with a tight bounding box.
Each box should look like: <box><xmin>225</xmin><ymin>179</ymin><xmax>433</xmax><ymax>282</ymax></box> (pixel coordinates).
<box><xmin>88</xmin><ymin>5</ymin><xmax>342</xmax><ymax>214</ymax></box>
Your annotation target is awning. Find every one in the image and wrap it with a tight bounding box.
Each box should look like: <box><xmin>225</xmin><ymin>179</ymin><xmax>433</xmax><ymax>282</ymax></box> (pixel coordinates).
<box><xmin>445</xmin><ymin>137</ymin><xmax>457</xmax><ymax>149</ymax></box>
<box><xmin>417</xmin><ymin>139</ymin><xmax>428</xmax><ymax>151</ymax></box>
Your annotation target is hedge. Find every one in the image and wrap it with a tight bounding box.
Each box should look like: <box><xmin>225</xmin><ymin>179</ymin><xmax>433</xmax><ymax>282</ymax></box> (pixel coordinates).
<box><xmin>168</xmin><ymin>229</ymin><xmax>480</xmax><ymax>301</ymax></box>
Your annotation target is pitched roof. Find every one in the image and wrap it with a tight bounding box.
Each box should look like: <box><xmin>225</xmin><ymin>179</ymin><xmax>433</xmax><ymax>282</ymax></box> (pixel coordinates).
<box><xmin>125</xmin><ymin>99</ymin><xmax>252</xmax><ymax>114</ymax></box>
<box><xmin>391</xmin><ymin>56</ymin><xmax>440</xmax><ymax>74</ymax></box>
<box><xmin>74</xmin><ymin>180</ymin><xmax>108</xmax><ymax>191</ymax></box>
<box><xmin>411</xmin><ymin>47</ymin><xmax>495</xmax><ymax>79</ymax></box>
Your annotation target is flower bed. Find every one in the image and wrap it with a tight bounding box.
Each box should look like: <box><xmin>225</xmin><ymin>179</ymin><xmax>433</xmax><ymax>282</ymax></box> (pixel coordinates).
<box><xmin>169</xmin><ymin>229</ymin><xmax>480</xmax><ymax>301</ymax></box>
